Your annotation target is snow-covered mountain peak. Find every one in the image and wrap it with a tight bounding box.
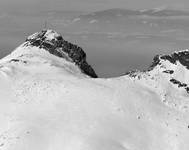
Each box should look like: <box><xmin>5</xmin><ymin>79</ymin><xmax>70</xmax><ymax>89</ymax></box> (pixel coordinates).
<box><xmin>147</xmin><ymin>49</ymin><xmax>189</xmax><ymax>89</ymax></box>
<box><xmin>160</xmin><ymin>49</ymin><xmax>189</xmax><ymax>68</ymax></box>
<box><xmin>2</xmin><ymin>29</ymin><xmax>98</xmax><ymax>78</ymax></box>
<box><xmin>149</xmin><ymin>49</ymin><xmax>189</xmax><ymax>71</ymax></box>
<box><xmin>27</xmin><ymin>29</ymin><xmax>61</xmax><ymax>42</ymax></box>
<box><xmin>1</xmin><ymin>30</ymin><xmax>189</xmax><ymax>150</ymax></box>
<box><xmin>124</xmin><ymin>49</ymin><xmax>189</xmax><ymax>111</ymax></box>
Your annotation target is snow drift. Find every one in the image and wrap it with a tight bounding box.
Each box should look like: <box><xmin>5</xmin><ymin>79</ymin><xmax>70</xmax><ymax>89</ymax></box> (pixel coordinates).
<box><xmin>0</xmin><ymin>29</ymin><xmax>189</xmax><ymax>150</ymax></box>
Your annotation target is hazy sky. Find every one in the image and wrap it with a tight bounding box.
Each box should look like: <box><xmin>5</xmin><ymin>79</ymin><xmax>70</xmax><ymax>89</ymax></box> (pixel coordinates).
<box><xmin>0</xmin><ymin>0</ymin><xmax>189</xmax><ymax>77</ymax></box>
<box><xmin>1</xmin><ymin>0</ymin><xmax>189</xmax><ymax>12</ymax></box>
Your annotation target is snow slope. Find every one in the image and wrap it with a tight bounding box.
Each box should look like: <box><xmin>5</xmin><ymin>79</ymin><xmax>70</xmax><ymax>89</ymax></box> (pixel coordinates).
<box><xmin>0</xmin><ymin>30</ymin><xmax>189</xmax><ymax>150</ymax></box>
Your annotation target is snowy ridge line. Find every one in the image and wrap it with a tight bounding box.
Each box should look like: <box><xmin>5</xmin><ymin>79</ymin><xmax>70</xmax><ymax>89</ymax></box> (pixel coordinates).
<box><xmin>0</xmin><ymin>29</ymin><xmax>188</xmax><ymax>149</ymax></box>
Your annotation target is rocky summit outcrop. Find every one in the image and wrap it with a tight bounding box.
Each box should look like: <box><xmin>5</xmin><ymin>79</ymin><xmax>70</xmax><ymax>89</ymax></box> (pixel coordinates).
<box><xmin>24</xmin><ymin>29</ymin><xmax>98</xmax><ymax>78</ymax></box>
<box><xmin>148</xmin><ymin>49</ymin><xmax>189</xmax><ymax>70</ymax></box>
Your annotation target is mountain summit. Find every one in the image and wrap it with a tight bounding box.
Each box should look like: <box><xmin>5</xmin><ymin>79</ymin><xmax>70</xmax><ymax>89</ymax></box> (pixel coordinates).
<box><xmin>0</xmin><ymin>30</ymin><xmax>189</xmax><ymax>150</ymax></box>
<box><xmin>151</xmin><ymin>50</ymin><xmax>189</xmax><ymax>69</ymax></box>
<box><xmin>20</xmin><ymin>29</ymin><xmax>97</xmax><ymax>78</ymax></box>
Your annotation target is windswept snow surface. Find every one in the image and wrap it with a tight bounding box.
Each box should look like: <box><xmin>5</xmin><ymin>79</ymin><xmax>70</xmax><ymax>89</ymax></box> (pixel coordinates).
<box><xmin>0</xmin><ymin>30</ymin><xmax>189</xmax><ymax>150</ymax></box>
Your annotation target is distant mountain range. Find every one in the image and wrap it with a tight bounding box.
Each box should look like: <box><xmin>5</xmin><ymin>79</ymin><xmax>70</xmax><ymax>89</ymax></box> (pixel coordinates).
<box><xmin>78</xmin><ymin>8</ymin><xmax>189</xmax><ymax>19</ymax></box>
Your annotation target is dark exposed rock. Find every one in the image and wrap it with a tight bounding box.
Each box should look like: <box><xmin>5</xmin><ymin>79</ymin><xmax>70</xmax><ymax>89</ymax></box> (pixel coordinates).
<box><xmin>10</xmin><ymin>59</ymin><xmax>20</xmax><ymax>62</ymax></box>
<box><xmin>148</xmin><ymin>55</ymin><xmax>161</xmax><ymax>71</ymax></box>
<box><xmin>163</xmin><ymin>70</ymin><xmax>174</xmax><ymax>74</ymax></box>
<box><xmin>25</xmin><ymin>30</ymin><xmax>98</xmax><ymax>78</ymax></box>
<box><xmin>124</xmin><ymin>70</ymin><xmax>139</xmax><ymax>78</ymax></box>
<box><xmin>147</xmin><ymin>50</ymin><xmax>189</xmax><ymax>71</ymax></box>
<box><xmin>160</xmin><ymin>55</ymin><xmax>176</xmax><ymax>64</ymax></box>
<box><xmin>185</xmin><ymin>87</ymin><xmax>189</xmax><ymax>93</ymax></box>
<box><xmin>160</xmin><ymin>50</ymin><xmax>189</xmax><ymax>69</ymax></box>
<box><xmin>170</xmin><ymin>79</ymin><xmax>182</xmax><ymax>85</ymax></box>
<box><xmin>170</xmin><ymin>78</ymin><xmax>189</xmax><ymax>93</ymax></box>
<box><xmin>10</xmin><ymin>59</ymin><xmax>27</xmax><ymax>64</ymax></box>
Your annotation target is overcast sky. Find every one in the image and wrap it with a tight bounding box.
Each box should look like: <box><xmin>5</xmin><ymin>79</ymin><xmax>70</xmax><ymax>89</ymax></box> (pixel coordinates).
<box><xmin>1</xmin><ymin>0</ymin><xmax>189</xmax><ymax>12</ymax></box>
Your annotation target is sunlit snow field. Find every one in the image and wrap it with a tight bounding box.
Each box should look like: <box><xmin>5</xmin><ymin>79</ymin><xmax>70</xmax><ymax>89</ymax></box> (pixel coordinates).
<box><xmin>1</xmin><ymin>9</ymin><xmax>189</xmax><ymax>77</ymax></box>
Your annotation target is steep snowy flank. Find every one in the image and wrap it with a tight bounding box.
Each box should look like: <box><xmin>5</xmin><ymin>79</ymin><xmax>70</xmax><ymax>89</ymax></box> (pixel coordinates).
<box><xmin>0</xmin><ymin>30</ymin><xmax>189</xmax><ymax>150</ymax></box>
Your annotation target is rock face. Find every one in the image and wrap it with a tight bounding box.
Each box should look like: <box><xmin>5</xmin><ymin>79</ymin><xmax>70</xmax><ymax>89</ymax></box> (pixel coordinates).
<box><xmin>149</xmin><ymin>50</ymin><xmax>189</xmax><ymax>70</ymax></box>
<box><xmin>24</xmin><ymin>29</ymin><xmax>98</xmax><ymax>78</ymax></box>
<box><xmin>160</xmin><ymin>50</ymin><xmax>189</xmax><ymax>69</ymax></box>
